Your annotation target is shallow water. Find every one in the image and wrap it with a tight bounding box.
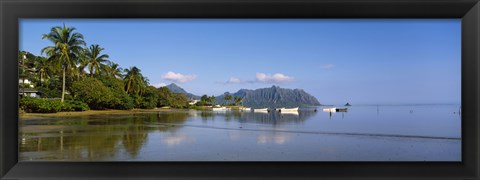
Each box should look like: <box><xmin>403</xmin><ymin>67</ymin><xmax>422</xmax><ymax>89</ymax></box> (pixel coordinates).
<box><xmin>19</xmin><ymin>105</ymin><xmax>461</xmax><ymax>161</ymax></box>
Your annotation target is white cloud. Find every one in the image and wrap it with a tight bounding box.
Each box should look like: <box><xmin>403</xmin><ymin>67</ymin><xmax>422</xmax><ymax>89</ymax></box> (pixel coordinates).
<box><xmin>162</xmin><ymin>71</ymin><xmax>197</xmax><ymax>83</ymax></box>
<box><xmin>153</xmin><ymin>83</ymin><xmax>167</xmax><ymax>88</ymax></box>
<box><xmin>321</xmin><ymin>64</ymin><xmax>335</xmax><ymax>69</ymax></box>
<box><xmin>256</xmin><ymin>73</ymin><xmax>294</xmax><ymax>83</ymax></box>
<box><xmin>226</xmin><ymin>77</ymin><xmax>244</xmax><ymax>84</ymax></box>
<box><xmin>222</xmin><ymin>73</ymin><xmax>294</xmax><ymax>85</ymax></box>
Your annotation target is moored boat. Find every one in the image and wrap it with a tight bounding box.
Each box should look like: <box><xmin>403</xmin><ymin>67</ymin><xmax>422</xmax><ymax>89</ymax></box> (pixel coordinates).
<box><xmin>322</xmin><ymin>107</ymin><xmax>348</xmax><ymax>112</ymax></box>
<box><xmin>280</xmin><ymin>107</ymin><xmax>299</xmax><ymax>112</ymax></box>
<box><xmin>241</xmin><ymin>107</ymin><xmax>251</xmax><ymax>111</ymax></box>
<box><xmin>212</xmin><ymin>107</ymin><xmax>227</xmax><ymax>111</ymax></box>
<box><xmin>322</xmin><ymin>107</ymin><xmax>336</xmax><ymax>112</ymax></box>
<box><xmin>253</xmin><ymin>108</ymin><xmax>268</xmax><ymax>112</ymax></box>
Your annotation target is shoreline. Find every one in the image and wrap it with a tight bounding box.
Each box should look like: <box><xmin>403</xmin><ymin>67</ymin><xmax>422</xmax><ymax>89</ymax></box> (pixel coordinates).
<box><xmin>19</xmin><ymin>105</ymin><xmax>248</xmax><ymax>118</ymax></box>
<box><xmin>19</xmin><ymin>108</ymin><xmax>179</xmax><ymax>118</ymax></box>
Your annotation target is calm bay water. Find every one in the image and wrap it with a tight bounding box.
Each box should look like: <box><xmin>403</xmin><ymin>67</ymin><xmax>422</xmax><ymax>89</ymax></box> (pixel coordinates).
<box><xmin>19</xmin><ymin>105</ymin><xmax>461</xmax><ymax>161</ymax></box>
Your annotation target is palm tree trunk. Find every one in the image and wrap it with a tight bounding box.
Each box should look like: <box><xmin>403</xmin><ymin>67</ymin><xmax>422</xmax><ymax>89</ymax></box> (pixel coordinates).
<box><xmin>61</xmin><ymin>67</ymin><xmax>66</xmax><ymax>102</ymax></box>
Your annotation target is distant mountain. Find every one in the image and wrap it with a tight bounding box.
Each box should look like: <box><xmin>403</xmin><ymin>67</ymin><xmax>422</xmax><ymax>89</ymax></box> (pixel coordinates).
<box><xmin>215</xmin><ymin>86</ymin><xmax>321</xmax><ymax>108</ymax></box>
<box><xmin>164</xmin><ymin>83</ymin><xmax>200</xmax><ymax>99</ymax></box>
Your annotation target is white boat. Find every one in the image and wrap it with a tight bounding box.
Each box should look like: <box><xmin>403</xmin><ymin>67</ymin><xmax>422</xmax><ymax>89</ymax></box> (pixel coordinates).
<box><xmin>240</xmin><ymin>107</ymin><xmax>251</xmax><ymax>111</ymax></box>
<box><xmin>212</xmin><ymin>107</ymin><xmax>227</xmax><ymax>111</ymax></box>
<box><xmin>322</xmin><ymin>107</ymin><xmax>336</xmax><ymax>112</ymax></box>
<box><xmin>253</xmin><ymin>108</ymin><xmax>268</xmax><ymax>112</ymax></box>
<box><xmin>279</xmin><ymin>107</ymin><xmax>298</xmax><ymax>112</ymax></box>
<box><xmin>275</xmin><ymin>107</ymin><xmax>285</xmax><ymax>111</ymax></box>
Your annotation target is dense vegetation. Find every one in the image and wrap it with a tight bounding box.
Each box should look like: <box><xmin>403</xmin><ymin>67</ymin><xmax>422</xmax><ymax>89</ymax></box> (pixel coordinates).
<box><xmin>19</xmin><ymin>24</ymin><xmax>189</xmax><ymax>113</ymax></box>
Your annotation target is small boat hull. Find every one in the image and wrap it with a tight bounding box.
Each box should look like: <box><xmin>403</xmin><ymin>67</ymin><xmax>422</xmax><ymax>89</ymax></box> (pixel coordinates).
<box><xmin>281</xmin><ymin>107</ymin><xmax>298</xmax><ymax>112</ymax></box>
<box><xmin>253</xmin><ymin>108</ymin><xmax>268</xmax><ymax>112</ymax></box>
<box><xmin>322</xmin><ymin>108</ymin><xmax>336</xmax><ymax>112</ymax></box>
<box><xmin>212</xmin><ymin>107</ymin><xmax>227</xmax><ymax>111</ymax></box>
<box><xmin>240</xmin><ymin>107</ymin><xmax>251</xmax><ymax>111</ymax></box>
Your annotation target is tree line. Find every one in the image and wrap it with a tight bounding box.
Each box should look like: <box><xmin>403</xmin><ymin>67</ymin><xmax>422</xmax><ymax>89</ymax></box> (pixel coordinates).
<box><xmin>19</xmin><ymin>24</ymin><xmax>189</xmax><ymax>113</ymax></box>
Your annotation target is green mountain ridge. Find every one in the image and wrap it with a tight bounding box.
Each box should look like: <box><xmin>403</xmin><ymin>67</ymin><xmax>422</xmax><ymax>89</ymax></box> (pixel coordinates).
<box><xmin>216</xmin><ymin>86</ymin><xmax>320</xmax><ymax>108</ymax></box>
<box><xmin>166</xmin><ymin>84</ymin><xmax>320</xmax><ymax>108</ymax></box>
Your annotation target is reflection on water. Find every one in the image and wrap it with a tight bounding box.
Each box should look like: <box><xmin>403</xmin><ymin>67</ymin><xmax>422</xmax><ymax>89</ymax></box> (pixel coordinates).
<box><xmin>19</xmin><ymin>105</ymin><xmax>461</xmax><ymax>161</ymax></box>
<box><xmin>163</xmin><ymin>134</ymin><xmax>195</xmax><ymax>147</ymax></box>
<box><xmin>257</xmin><ymin>132</ymin><xmax>292</xmax><ymax>145</ymax></box>
<box><xmin>194</xmin><ymin>109</ymin><xmax>316</xmax><ymax>125</ymax></box>
<box><xmin>19</xmin><ymin>112</ymin><xmax>189</xmax><ymax>160</ymax></box>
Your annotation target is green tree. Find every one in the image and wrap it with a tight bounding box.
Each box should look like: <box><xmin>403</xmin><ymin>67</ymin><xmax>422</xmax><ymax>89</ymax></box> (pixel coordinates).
<box><xmin>85</xmin><ymin>44</ymin><xmax>109</xmax><ymax>77</ymax></box>
<box><xmin>75</xmin><ymin>49</ymin><xmax>90</xmax><ymax>80</ymax></box>
<box><xmin>200</xmin><ymin>95</ymin><xmax>209</xmax><ymax>103</ymax></box>
<box><xmin>156</xmin><ymin>87</ymin><xmax>188</xmax><ymax>108</ymax></box>
<box><xmin>157</xmin><ymin>87</ymin><xmax>174</xmax><ymax>107</ymax></box>
<box><xmin>224</xmin><ymin>93</ymin><xmax>232</xmax><ymax>106</ymax></box>
<box><xmin>170</xmin><ymin>93</ymin><xmax>189</xmax><ymax>108</ymax></box>
<box><xmin>98</xmin><ymin>76</ymin><xmax>133</xmax><ymax>110</ymax></box>
<box><xmin>71</xmin><ymin>77</ymin><xmax>113</xmax><ymax>110</ymax></box>
<box><xmin>34</xmin><ymin>56</ymin><xmax>53</xmax><ymax>87</ymax></box>
<box><xmin>105</xmin><ymin>61</ymin><xmax>123</xmax><ymax>79</ymax></box>
<box><xmin>208</xmin><ymin>95</ymin><xmax>216</xmax><ymax>106</ymax></box>
<box><xmin>234</xmin><ymin>96</ymin><xmax>243</xmax><ymax>106</ymax></box>
<box><xmin>139</xmin><ymin>86</ymin><xmax>159</xmax><ymax>109</ymax></box>
<box><xmin>41</xmin><ymin>24</ymin><xmax>86</xmax><ymax>102</ymax></box>
<box><xmin>123</xmin><ymin>66</ymin><xmax>147</xmax><ymax>96</ymax></box>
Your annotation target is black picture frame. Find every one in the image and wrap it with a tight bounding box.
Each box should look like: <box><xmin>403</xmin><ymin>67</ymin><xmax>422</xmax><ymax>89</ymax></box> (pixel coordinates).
<box><xmin>1</xmin><ymin>0</ymin><xmax>479</xmax><ymax>179</ymax></box>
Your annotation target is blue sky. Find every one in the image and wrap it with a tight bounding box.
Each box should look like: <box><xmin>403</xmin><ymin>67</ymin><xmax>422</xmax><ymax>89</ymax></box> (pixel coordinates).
<box><xmin>19</xmin><ymin>19</ymin><xmax>461</xmax><ymax>105</ymax></box>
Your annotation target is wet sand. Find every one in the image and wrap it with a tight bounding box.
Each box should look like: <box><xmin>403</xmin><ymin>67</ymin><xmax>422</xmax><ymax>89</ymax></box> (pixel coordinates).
<box><xmin>20</xmin><ymin>108</ymin><xmax>175</xmax><ymax>118</ymax></box>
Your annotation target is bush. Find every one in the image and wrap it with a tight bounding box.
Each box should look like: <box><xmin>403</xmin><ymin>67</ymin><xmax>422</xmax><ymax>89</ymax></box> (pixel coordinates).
<box><xmin>140</xmin><ymin>97</ymin><xmax>157</xmax><ymax>109</ymax></box>
<box><xmin>98</xmin><ymin>76</ymin><xmax>134</xmax><ymax>110</ymax></box>
<box><xmin>71</xmin><ymin>77</ymin><xmax>113</xmax><ymax>110</ymax></box>
<box><xmin>139</xmin><ymin>86</ymin><xmax>158</xmax><ymax>109</ymax></box>
<box><xmin>20</xmin><ymin>97</ymin><xmax>90</xmax><ymax>113</ymax></box>
<box><xmin>62</xmin><ymin>100</ymin><xmax>90</xmax><ymax>112</ymax></box>
<box><xmin>20</xmin><ymin>97</ymin><xmax>63</xmax><ymax>113</ymax></box>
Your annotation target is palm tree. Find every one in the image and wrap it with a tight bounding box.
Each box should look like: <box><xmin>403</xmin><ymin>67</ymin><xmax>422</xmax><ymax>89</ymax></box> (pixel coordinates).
<box><xmin>123</xmin><ymin>66</ymin><xmax>147</xmax><ymax>95</ymax></box>
<box><xmin>224</xmin><ymin>94</ymin><xmax>232</xmax><ymax>106</ymax></box>
<box><xmin>41</xmin><ymin>24</ymin><xmax>85</xmax><ymax>102</ymax></box>
<box><xmin>201</xmin><ymin>95</ymin><xmax>209</xmax><ymax>104</ymax></box>
<box><xmin>106</xmin><ymin>61</ymin><xmax>123</xmax><ymax>79</ymax></box>
<box><xmin>234</xmin><ymin>96</ymin><xmax>243</xmax><ymax>106</ymax></box>
<box><xmin>85</xmin><ymin>44</ymin><xmax>109</xmax><ymax>77</ymax></box>
<box><xmin>76</xmin><ymin>53</ymin><xmax>89</xmax><ymax>80</ymax></box>
<box><xmin>208</xmin><ymin>95</ymin><xmax>216</xmax><ymax>106</ymax></box>
<box><xmin>34</xmin><ymin>56</ymin><xmax>52</xmax><ymax>86</ymax></box>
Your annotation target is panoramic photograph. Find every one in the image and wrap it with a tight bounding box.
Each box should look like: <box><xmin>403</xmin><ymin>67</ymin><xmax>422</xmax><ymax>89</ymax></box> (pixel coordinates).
<box><xmin>18</xmin><ymin>19</ymin><xmax>461</xmax><ymax>161</ymax></box>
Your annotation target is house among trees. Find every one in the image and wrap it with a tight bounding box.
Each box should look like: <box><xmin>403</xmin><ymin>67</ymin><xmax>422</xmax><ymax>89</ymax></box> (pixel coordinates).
<box><xmin>19</xmin><ymin>79</ymin><xmax>40</xmax><ymax>98</ymax></box>
<box><xmin>19</xmin><ymin>88</ymin><xmax>40</xmax><ymax>98</ymax></box>
<box><xmin>19</xmin><ymin>79</ymin><xmax>34</xmax><ymax>88</ymax></box>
